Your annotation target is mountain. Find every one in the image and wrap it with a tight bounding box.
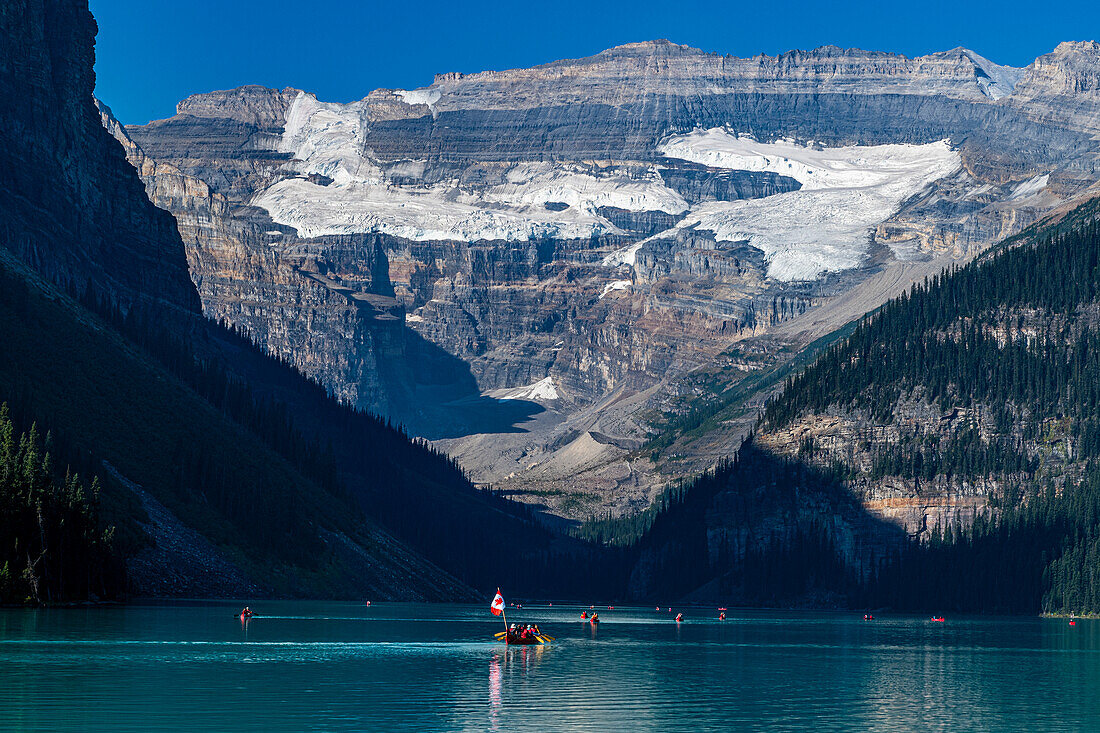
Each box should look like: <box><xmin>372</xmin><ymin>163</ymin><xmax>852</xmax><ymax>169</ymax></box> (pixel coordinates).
<box><xmin>619</xmin><ymin>196</ymin><xmax>1100</xmax><ymax>614</ymax></box>
<box><xmin>118</xmin><ymin>39</ymin><xmax>1100</xmax><ymax>523</ymax></box>
<box><xmin>11</xmin><ymin>0</ymin><xmax>1100</xmax><ymax>611</ymax></box>
<box><xmin>0</xmin><ymin>0</ymin><xmax>577</xmax><ymax>601</ymax></box>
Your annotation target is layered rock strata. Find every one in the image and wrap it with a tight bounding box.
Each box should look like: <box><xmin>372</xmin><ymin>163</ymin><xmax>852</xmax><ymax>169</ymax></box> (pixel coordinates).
<box><xmin>114</xmin><ymin>40</ymin><xmax>1100</xmax><ymax>519</ymax></box>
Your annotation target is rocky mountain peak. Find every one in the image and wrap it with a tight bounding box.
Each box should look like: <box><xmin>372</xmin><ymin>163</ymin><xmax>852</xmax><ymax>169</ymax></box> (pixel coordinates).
<box><xmin>1027</xmin><ymin>41</ymin><xmax>1100</xmax><ymax>81</ymax></box>
<box><xmin>932</xmin><ymin>47</ymin><xmax>1026</xmax><ymax>100</ymax></box>
<box><xmin>175</xmin><ymin>84</ymin><xmax>302</xmax><ymax>126</ymax></box>
<box><xmin>433</xmin><ymin>71</ymin><xmax>466</xmax><ymax>84</ymax></box>
<box><xmin>1049</xmin><ymin>40</ymin><xmax>1100</xmax><ymax>57</ymax></box>
<box><xmin>1009</xmin><ymin>40</ymin><xmax>1100</xmax><ymax>132</ymax></box>
<box><xmin>779</xmin><ymin>44</ymin><xmax>889</xmax><ymax>59</ymax></box>
<box><xmin>596</xmin><ymin>39</ymin><xmax>700</xmax><ymax>57</ymax></box>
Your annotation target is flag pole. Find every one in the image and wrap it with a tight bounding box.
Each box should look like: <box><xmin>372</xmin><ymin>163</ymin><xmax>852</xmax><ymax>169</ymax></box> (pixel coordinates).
<box><xmin>500</xmin><ymin>588</ymin><xmax>508</xmax><ymax>633</ymax></box>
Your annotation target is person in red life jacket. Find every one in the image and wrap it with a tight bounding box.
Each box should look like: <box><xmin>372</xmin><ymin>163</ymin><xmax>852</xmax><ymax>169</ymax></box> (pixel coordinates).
<box><xmin>241</xmin><ymin>607</ymin><xmax>252</xmax><ymax>617</ymax></box>
<box><xmin>581</xmin><ymin>611</ymin><xmax>587</xmax><ymax>619</ymax></box>
<box><xmin>591</xmin><ymin>613</ymin><xmax>599</xmax><ymax>624</ymax></box>
<box><xmin>719</xmin><ymin>612</ymin><xmax>726</xmax><ymax>621</ymax></box>
<box><xmin>675</xmin><ymin>613</ymin><xmax>683</xmax><ymax>622</ymax></box>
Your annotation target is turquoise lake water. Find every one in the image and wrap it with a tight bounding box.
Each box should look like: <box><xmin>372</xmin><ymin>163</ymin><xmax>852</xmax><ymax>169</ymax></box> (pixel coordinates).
<box><xmin>2</xmin><ymin>601</ymin><xmax>1099</xmax><ymax>731</ymax></box>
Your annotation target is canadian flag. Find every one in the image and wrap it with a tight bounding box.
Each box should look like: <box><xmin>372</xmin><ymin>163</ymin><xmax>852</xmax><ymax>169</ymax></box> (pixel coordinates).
<box><xmin>490</xmin><ymin>589</ymin><xmax>506</xmax><ymax>616</ymax></box>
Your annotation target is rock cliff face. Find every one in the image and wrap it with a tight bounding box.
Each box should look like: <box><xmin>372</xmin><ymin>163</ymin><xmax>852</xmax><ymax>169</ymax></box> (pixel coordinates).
<box><xmin>0</xmin><ymin>0</ymin><xmax>199</xmax><ymax>317</ymax></box>
<box><xmin>115</xmin><ymin>39</ymin><xmax>1100</xmax><ymax>520</ymax></box>
<box><xmin>1009</xmin><ymin>42</ymin><xmax>1100</xmax><ymax>133</ymax></box>
<box><xmin>100</xmin><ymin>101</ymin><xmax>415</xmax><ymax>413</ymax></box>
<box><xmin>0</xmin><ymin>0</ymin><xmax>488</xmax><ymax>600</ymax></box>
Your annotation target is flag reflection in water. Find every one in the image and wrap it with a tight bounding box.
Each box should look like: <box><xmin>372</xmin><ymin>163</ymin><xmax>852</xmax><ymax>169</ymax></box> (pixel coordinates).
<box><xmin>489</xmin><ymin>644</ymin><xmax>547</xmax><ymax>728</ymax></box>
<box><xmin>489</xmin><ymin>653</ymin><xmax>502</xmax><ymax>731</ymax></box>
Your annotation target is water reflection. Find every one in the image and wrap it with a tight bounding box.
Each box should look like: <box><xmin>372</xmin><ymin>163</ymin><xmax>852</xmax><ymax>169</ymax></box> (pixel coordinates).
<box><xmin>4</xmin><ymin>603</ymin><xmax>1100</xmax><ymax>731</ymax></box>
<box><xmin>488</xmin><ymin>642</ymin><xmax>549</xmax><ymax>729</ymax></box>
<box><xmin>489</xmin><ymin>653</ymin><xmax>502</xmax><ymax>731</ymax></box>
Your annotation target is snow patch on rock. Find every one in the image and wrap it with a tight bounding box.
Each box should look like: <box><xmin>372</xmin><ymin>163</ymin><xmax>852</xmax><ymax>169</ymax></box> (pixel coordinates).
<box><xmin>962</xmin><ymin>49</ymin><xmax>1025</xmax><ymax>101</ymax></box>
<box><xmin>599</xmin><ymin>280</ymin><xmax>632</xmax><ymax>299</ymax></box>
<box><xmin>601</xmin><ymin>241</ymin><xmax>645</xmax><ymax>267</ymax></box>
<box><xmin>493</xmin><ymin>376</ymin><xmax>560</xmax><ymax>402</ymax></box>
<box><xmin>660</xmin><ymin>130</ymin><xmax>962</xmax><ymax>281</ymax></box>
<box><xmin>395</xmin><ymin>88</ymin><xmax>442</xmax><ymax>108</ymax></box>
<box><xmin>1009</xmin><ymin>173</ymin><xmax>1049</xmax><ymax>200</ymax></box>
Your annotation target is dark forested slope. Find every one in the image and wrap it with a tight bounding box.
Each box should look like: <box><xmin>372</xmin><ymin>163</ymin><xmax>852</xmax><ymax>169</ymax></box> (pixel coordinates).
<box><xmin>0</xmin><ymin>0</ymin><xmax>590</xmax><ymax>602</ymax></box>
<box><xmin>614</xmin><ymin>198</ymin><xmax>1100</xmax><ymax>614</ymax></box>
<box><xmin>0</xmin><ymin>247</ymin><xmax>473</xmax><ymax>601</ymax></box>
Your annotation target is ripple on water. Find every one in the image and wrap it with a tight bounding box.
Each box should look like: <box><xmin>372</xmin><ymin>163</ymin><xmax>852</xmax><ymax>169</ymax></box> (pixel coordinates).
<box><xmin>1</xmin><ymin>603</ymin><xmax>1099</xmax><ymax>732</ymax></box>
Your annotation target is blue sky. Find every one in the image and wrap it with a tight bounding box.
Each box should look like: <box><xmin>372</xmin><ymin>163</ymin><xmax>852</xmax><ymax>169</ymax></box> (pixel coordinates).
<box><xmin>90</xmin><ymin>0</ymin><xmax>1099</xmax><ymax>124</ymax></box>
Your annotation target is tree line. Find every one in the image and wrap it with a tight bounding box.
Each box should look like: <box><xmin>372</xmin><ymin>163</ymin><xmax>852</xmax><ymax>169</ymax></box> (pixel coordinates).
<box><xmin>576</xmin><ymin>216</ymin><xmax>1100</xmax><ymax>613</ymax></box>
<box><xmin>0</xmin><ymin>404</ymin><xmax>120</xmax><ymax>604</ymax></box>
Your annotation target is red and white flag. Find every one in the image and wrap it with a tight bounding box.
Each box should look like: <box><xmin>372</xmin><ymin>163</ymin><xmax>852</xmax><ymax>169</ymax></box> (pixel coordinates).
<box><xmin>490</xmin><ymin>589</ymin><xmax>505</xmax><ymax>616</ymax></box>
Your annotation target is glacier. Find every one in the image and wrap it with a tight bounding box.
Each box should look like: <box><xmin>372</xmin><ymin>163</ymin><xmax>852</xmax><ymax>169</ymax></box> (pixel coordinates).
<box><xmin>256</xmin><ymin>93</ymin><xmax>687</xmax><ymax>242</ymax></box>
<box><xmin>262</xmin><ymin>98</ymin><xmax>962</xmax><ymax>282</ymax></box>
<box><xmin>659</xmin><ymin>130</ymin><xmax>962</xmax><ymax>281</ymax></box>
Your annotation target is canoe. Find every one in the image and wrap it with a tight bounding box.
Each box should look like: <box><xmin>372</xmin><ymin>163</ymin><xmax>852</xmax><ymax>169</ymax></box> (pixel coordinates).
<box><xmin>506</xmin><ymin>633</ymin><xmax>542</xmax><ymax>645</ymax></box>
<box><xmin>494</xmin><ymin>630</ymin><xmax>554</xmax><ymax>644</ymax></box>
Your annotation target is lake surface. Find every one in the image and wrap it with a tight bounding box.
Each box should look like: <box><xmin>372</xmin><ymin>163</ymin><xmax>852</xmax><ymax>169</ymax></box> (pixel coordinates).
<box><xmin>2</xmin><ymin>601</ymin><xmax>1099</xmax><ymax>731</ymax></box>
